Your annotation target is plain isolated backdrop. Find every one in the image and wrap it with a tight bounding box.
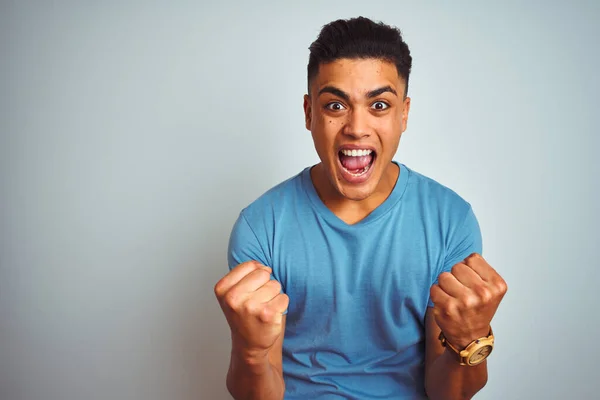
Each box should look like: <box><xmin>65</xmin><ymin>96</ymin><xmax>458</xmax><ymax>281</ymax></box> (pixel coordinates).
<box><xmin>1</xmin><ymin>1</ymin><xmax>599</xmax><ymax>399</ymax></box>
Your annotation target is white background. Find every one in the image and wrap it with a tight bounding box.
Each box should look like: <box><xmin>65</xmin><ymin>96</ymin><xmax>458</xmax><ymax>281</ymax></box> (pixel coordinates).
<box><xmin>1</xmin><ymin>1</ymin><xmax>598</xmax><ymax>399</ymax></box>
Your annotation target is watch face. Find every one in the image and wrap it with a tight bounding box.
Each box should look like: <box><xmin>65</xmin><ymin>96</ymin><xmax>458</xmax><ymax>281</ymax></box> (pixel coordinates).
<box><xmin>469</xmin><ymin>345</ymin><xmax>493</xmax><ymax>365</ymax></box>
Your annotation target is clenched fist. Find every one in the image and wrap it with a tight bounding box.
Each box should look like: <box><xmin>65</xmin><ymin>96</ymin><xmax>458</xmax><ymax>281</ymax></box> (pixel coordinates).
<box><xmin>430</xmin><ymin>253</ymin><xmax>508</xmax><ymax>349</ymax></box>
<box><xmin>214</xmin><ymin>261</ymin><xmax>289</xmax><ymax>360</ymax></box>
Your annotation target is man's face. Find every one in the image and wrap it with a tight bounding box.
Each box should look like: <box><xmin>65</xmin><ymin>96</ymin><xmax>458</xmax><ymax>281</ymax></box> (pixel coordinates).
<box><xmin>304</xmin><ymin>58</ymin><xmax>410</xmax><ymax>201</ymax></box>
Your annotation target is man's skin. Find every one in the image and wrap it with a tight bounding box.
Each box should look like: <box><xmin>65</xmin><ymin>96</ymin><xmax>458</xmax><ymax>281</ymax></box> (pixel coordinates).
<box><xmin>214</xmin><ymin>58</ymin><xmax>507</xmax><ymax>400</ymax></box>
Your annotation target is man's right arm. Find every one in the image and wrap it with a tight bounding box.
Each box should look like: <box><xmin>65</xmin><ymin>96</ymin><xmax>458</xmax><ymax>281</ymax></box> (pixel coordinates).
<box><xmin>226</xmin><ymin>315</ymin><xmax>286</xmax><ymax>400</ymax></box>
<box><xmin>214</xmin><ymin>261</ymin><xmax>288</xmax><ymax>400</ymax></box>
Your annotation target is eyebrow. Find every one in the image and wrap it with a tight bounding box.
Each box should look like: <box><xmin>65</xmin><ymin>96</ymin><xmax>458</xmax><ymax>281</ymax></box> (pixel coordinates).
<box><xmin>317</xmin><ymin>85</ymin><xmax>398</xmax><ymax>100</ymax></box>
<box><xmin>367</xmin><ymin>85</ymin><xmax>397</xmax><ymax>98</ymax></box>
<box><xmin>318</xmin><ymin>86</ymin><xmax>350</xmax><ymax>101</ymax></box>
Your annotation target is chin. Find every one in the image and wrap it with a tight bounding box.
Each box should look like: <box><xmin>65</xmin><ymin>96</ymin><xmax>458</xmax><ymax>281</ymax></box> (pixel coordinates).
<box><xmin>335</xmin><ymin>182</ymin><xmax>377</xmax><ymax>201</ymax></box>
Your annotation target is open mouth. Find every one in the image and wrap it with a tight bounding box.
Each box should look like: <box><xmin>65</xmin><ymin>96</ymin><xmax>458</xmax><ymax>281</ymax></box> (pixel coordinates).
<box><xmin>338</xmin><ymin>148</ymin><xmax>376</xmax><ymax>177</ymax></box>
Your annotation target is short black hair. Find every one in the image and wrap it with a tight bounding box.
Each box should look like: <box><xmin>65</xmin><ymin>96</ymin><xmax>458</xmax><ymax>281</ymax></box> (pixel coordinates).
<box><xmin>307</xmin><ymin>16</ymin><xmax>412</xmax><ymax>97</ymax></box>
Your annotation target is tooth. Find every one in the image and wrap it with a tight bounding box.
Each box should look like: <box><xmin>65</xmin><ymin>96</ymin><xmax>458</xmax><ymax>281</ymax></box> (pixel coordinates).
<box><xmin>341</xmin><ymin>149</ymin><xmax>374</xmax><ymax>156</ymax></box>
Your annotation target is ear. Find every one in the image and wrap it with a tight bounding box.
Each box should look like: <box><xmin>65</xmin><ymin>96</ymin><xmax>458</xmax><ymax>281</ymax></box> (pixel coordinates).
<box><xmin>303</xmin><ymin>94</ymin><xmax>312</xmax><ymax>130</ymax></box>
<box><xmin>401</xmin><ymin>96</ymin><xmax>411</xmax><ymax>133</ymax></box>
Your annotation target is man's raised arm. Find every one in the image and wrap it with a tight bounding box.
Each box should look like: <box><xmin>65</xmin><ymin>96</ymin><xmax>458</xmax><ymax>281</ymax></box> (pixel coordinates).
<box><xmin>214</xmin><ymin>261</ymin><xmax>288</xmax><ymax>400</ymax></box>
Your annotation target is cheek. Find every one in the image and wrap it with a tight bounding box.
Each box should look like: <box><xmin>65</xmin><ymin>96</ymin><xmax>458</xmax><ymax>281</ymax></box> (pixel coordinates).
<box><xmin>316</xmin><ymin>116</ymin><xmax>343</xmax><ymax>138</ymax></box>
<box><xmin>377</xmin><ymin>119</ymin><xmax>403</xmax><ymax>151</ymax></box>
<box><xmin>320</xmin><ymin>113</ymin><xmax>342</xmax><ymax>125</ymax></box>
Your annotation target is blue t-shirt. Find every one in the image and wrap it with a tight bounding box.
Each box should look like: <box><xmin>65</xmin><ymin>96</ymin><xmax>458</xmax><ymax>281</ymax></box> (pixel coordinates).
<box><xmin>228</xmin><ymin>162</ymin><xmax>482</xmax><ymax>399</ymax></box>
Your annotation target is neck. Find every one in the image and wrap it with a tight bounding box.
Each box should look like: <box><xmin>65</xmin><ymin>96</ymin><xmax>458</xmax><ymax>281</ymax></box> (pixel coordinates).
<box><xmin>310</xmin><ymin>162</ymin><xmax>399</xmax><ymax>225</ymax></box>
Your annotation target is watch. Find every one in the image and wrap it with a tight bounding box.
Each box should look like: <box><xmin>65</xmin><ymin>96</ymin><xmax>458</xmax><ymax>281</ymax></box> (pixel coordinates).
<box><xmin>438</xmin><ymin>327</ymin><xmax>494</xmax><ymax>366</ymax></box>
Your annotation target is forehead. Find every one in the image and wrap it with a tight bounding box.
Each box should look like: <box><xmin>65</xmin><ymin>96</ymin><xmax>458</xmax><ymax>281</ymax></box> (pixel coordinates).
<box><xmin>312</xmin><ymin>58</ymin><xmax>404</xmax><ymax>95</ymax></box>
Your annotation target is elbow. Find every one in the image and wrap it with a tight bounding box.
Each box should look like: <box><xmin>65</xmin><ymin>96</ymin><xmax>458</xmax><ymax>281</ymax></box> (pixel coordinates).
<box><xmin>459</xmin><ymin>372</ymin><xmax>488</xmax><ymax>400</ymax></box>
<box><xmin>226</xmin><ymin>368</ymin><xmax>245</xmax><ymax>400</ymax></box>
<box><xmin>425</xmin><ymin>374</ymin><xmax>489</xmax><ymax>400</ymax></box>
<box><xmin>225</xmin><ymin>370</ymin><xmax>236</xmax><ymax>399</ymax></box>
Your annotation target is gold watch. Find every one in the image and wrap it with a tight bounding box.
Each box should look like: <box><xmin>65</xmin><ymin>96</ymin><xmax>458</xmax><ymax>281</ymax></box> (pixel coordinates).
<box><xmin>438</xmin><ymin>327</ymin><xmax>494</xmax><ymax>366</ymax></box>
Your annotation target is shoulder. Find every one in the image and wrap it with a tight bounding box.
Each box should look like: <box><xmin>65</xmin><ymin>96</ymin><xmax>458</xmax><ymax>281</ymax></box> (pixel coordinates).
<box><xmin>239</xmin><ymin>167</ymin><xmax>309</xmax><ymax>226</ymax></box>
<box><xmin>228</xmin><ymin>168</ymin><xmax>309</xmax><ymax>267</ymax></box>
<box><xmin>404</xmin><ymin>164</ymin><xmax>473</xmax><ymax>212</ymax></box>
<box><xmin>402</xmin><ymin>165</ymin><xmax>483</xmax><ymax>274</ymax></box>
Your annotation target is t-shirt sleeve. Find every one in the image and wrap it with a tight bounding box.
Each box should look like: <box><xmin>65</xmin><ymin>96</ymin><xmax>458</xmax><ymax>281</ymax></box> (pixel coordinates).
<box><xmin>227</xmin><ymin>211</ymin><xmax>270</xmax><ymax>270</ymax></box>
<box><xmin>428</xmin><ymin>205</ymin><xmax>483</xmax><ymax>307</ymax></box>
<box><xmin>227</xmin><ymin>211</ymin><xmax>287</xmax><ymax>313</ymax></box>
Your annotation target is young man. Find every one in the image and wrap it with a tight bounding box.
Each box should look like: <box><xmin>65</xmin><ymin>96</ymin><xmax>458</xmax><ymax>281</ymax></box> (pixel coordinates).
<box><xmin>214</xmin><ymin>17</ymin><xmax>507</xmax><ymax>400</ymax></box>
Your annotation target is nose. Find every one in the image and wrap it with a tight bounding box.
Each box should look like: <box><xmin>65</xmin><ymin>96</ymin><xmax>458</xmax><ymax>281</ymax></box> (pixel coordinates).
<box><xmin>343</xmin><ymin>108</ymin><xmax>371</xmax><ymax>139</ymax></box>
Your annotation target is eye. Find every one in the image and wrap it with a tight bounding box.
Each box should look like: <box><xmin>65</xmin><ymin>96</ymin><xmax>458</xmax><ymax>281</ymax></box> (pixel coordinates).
<box><xmin>325</xmin><ymin>102</ymin><xmax>346</xmax><ymax>111</ymax></box>
<box><xmin>371</xmin><ymin>101</ymin><xmax>390</xmax><ymax>111</ymax></box>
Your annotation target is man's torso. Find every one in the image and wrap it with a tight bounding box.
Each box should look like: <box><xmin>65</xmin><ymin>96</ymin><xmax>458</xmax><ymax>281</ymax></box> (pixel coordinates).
<box><xmin>228</xmin><ymin>162</ymin><xmax>482</xmax><ymax>399</ymax></box>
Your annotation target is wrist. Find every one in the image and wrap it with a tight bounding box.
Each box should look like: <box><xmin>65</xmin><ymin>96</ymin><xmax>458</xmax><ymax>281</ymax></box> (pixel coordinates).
<box><xmin>439</xmin><ymin>326</ymin><xmax>495</xmax><ymax>367</ymax></box>
<box><xmin>442</xmin><ymin>346</ymin><xmax>466</xmax><ymax>366</ymax></box>
<box><xmin>231</xmin><ymin>342</ymin><xmax>271</xmax><ymax>373</ymax></box>
<box><xmin>446</xmin><ymin>327</ymin><xmax>492</xmax><ymax>350</ymax></box>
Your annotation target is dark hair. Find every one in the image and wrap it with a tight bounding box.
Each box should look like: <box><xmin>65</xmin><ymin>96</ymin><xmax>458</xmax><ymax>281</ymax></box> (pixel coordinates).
<box><xmin>307</xmin><ymin>16</ymin><xmax>412</xmax><ymax>97</ymax></box>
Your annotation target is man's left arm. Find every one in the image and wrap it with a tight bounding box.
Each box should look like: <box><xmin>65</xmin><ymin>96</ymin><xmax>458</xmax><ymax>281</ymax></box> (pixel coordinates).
<box><xmin>424</xmin><ymin>253</ymin><xmax>508</xmax><ymax>400</ymax></box>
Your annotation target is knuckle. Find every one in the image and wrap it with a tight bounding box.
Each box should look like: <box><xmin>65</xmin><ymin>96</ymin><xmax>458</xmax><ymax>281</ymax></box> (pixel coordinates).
<box><xmin>267</xmin><ymin>279</ymin><xmax>282</xmax><ymax>293</ymax></box>
<box><xmin>242</xmin><ymin>299</ymin><xmax>257</xmax><ymax>315</ymax></box>
<box><xmin>255</xmin><ymin>269</ymin><xmax>272</xmax><ymax>282</ymax></box>
<box><xmin>439</xmin><ymin>271</ymin><xmax>452</xmax><ymax>282</ymax></box>
<box><xmin>213</xmin><ymin>281</ymin><xmax>225</xmax><ymax>298</ymax></box>
<box><xmin>248</xmin><ymin>260</ymin><xmax>272</xmax><ymax>273</ymax></box>
<box><xmin>451</xmin><ymin>264</ymin><xmax>460</xmax><ymax>274</ymax></box>
<box><xmin>497</xmin><ymin>278</ymin><xmax>508</xmax><ymax>294</ymax></box>
<box><xmin>446</xmin><ymin>303</ymin><xmax>457</xmax><ymax>317</ymax></box>
<box><xmin>243</xmin><ymin>269</ymin><xmax>268</xmax><ymax>284</ymax></box>
<box><xmin>223</xmin><ymin>291</ymin><xmax>239</xmax><ymax>308</ymax></box>
<box><xmin>244</xmin><ymin>260</ymin><xmax>261</xmax><ymax>268</ymax></box>
<box><xmin>244</xmin><ymin>260</ymin><xmax>265</xmax><ymax>274</ymax></box>
<box><xmin>443</xmin><ymin>301</ymin><xmax>457</xmax><ymax>316</ymax></box>
<box><xmin>429</xmin><ymin>284</ymin><xmax>437</xmax><ymax>296</ymax></box>
<box><xmin>259</xmin><ymin>306</ymin><xmax>274</xmax><ymax>323</ymax></box>
<box><xmin>478</xmin><ymin>287</ymin><xmax>493</xmax><ymax>303</ymax></box>
<box><xmin>466</xmin><ymin>252</ymin><xmax>482</xmax><ymax>263</ymax></box>
<box><xmin>462</xmin><ymin>294</ymin><xmax>478</xmax><ymax>309</ymax></box>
